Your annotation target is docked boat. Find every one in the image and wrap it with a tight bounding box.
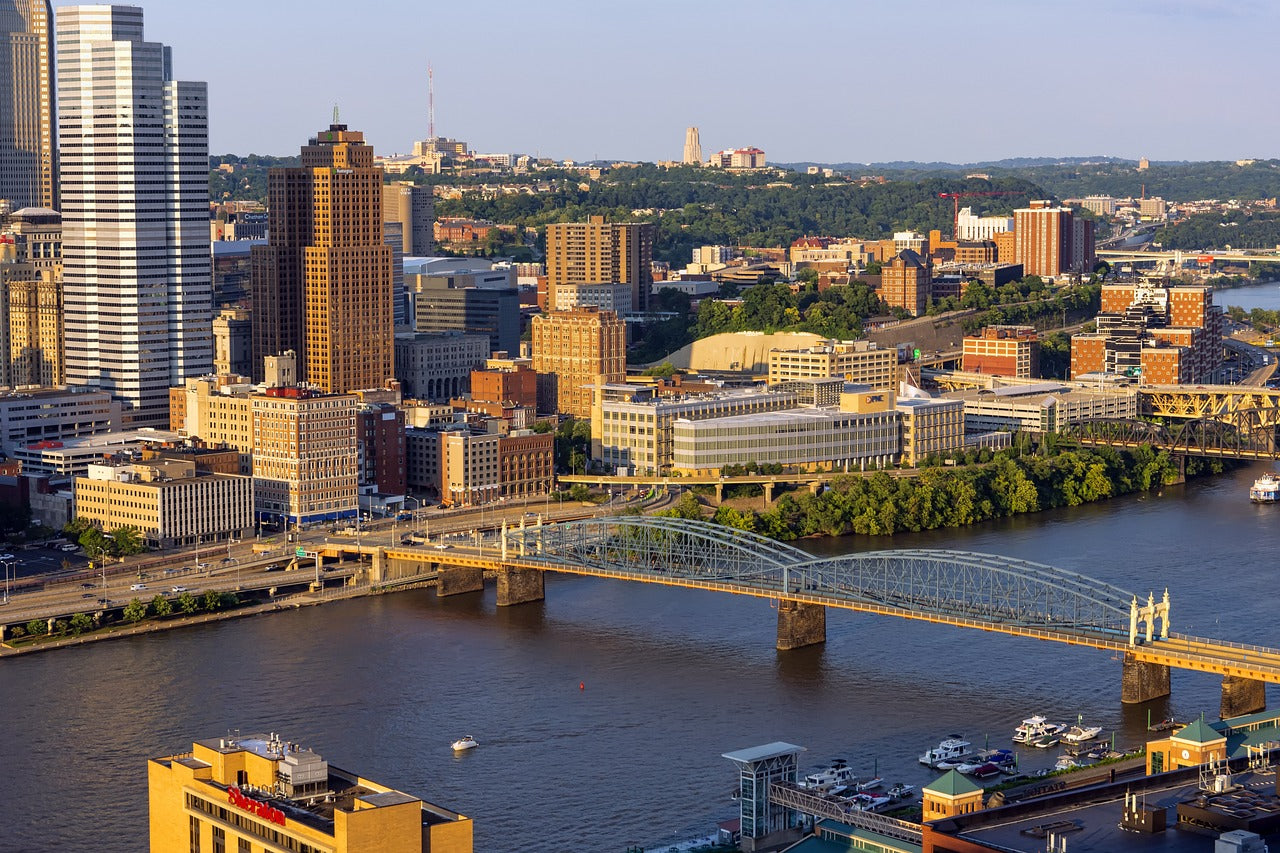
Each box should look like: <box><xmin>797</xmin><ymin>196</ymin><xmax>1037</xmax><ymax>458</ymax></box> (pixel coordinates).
<box><xmin>1251</xmin><ymin>473</ymin><xmax>1280</xmax><ymax>503</ymax></box>
<box><xmin>1012</xmin><ymin>715</ymin><xmax>1065</xmax><ymax>744</ymax></box>
<box><xmin>802</xmin><ymin>758</ymin><xmax>857</xmax><ymax>792</ymax></box>
<box><xmin>919</xmin><ymin>736</ymin><xmax>972</xmax><ymax>767</ymax></box>
<box><xmin>1031</xmin><ymin>733</ymin><xmax>1060</xmax><ymax>749</ymax></box>
<box><xmin>450</xmin><ymin>735</ymin><xmax>478</xmax><ymax>751</ymax></box>
<box><xmin>856</xmin><ymin>777</ymin><xmax>883</xmax><ymax>792</ymax></box>
<box><xmin>1054</xmin><ymin>756</ymin><xmax>1080</xmax><ymax>771</ymax></box>
<box><xmin>845</xmin><ymin>792</ymin><xmax>893</xmax><ymax>812</ymax></box>
<box><xmin>887</xmin><ymin>783</ymin><xmax>916</xmax><ymax>800</ymax></box>
<box><xmin>1062</xmin><ymin>716</ymin><xmax>1104</xmax><ymax>744</ymax></box>
<box><xmin>971</xmin><ymin>763</ymin><xmax>1003</xmax><ymax>780</ymax></box>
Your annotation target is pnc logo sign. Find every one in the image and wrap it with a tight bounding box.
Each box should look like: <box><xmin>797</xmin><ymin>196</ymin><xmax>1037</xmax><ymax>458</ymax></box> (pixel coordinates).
<box><xmin>226</xmin><ymin>786</ymin><xmax>287</xmax><ymax>826</ymax></box>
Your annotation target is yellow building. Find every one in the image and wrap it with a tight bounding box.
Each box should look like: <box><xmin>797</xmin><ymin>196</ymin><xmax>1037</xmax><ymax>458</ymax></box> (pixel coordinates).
<box><xmin>531</xmin><ymin>307</ymin><xmax>626</xmax><ymax>419</ymax></box>
<box><xmin>1145</xmin><ymin>718</ymin><xmax>1228</xmax><ymax>775</ymax></box>
<box><xmin>767</xmin><ymin>339</ymin><xmax>895</xmax><ymax>389</ymax></box>
<box><xmin>545</xmin><ymin>215</ymin><xmax>654</xmax><ymax>313</ymax></box>
<box><xmin>149</xmin><ymin>733</ymin><xmax>472</xmax><ymax>853</ymax></box>
<box><xmin>921</xmin><ymin>769</ymin><xmax>984</xmax><ymax>823</ymax></box>
<box><xmin>896</xmin><ymin>396</ymin><xmax>965</xmax><ymax>467</ymax></box>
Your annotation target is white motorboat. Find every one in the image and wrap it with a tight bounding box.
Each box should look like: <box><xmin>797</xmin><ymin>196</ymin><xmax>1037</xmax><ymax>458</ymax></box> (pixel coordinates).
<box><xmin>802</xmin><ymin>758</ymin><xmax>857</xmax><ymax>792</ymax></box>
<box><xmin>1012</xmin><ymin>715</ymin><xmax>1065</xmax><ymax>744</ymax></box>
<box><xmin>919</xmin><ymin>736</ymin><xmax>972</xmax><ymax>767</ymax></box>
<box><xmin>450</xmin><ymin>735</ymin><xmax>478</xmax><ymax>751</ymax></box>
<box><xmin>1251</xmin><ymin>473</ymin><xmax>1280</xmax><ymax>503</ymax></box>
<box><xmin>1054</xmin><ymin>756</ymin><xmax>1080</xmax><ymax>771</ymax></box>
<box><xmin>1062</xmin><ymin>715</ymin><xmax>1103</xmax><ymax>744</ymax></box>
<box><xmin>887</xmin><ymin>783</ymin><xmax>916</xmax><ymax>800</ymax></box>
<box><xmin>856</xmin><ymin>777</ymin><xmax>883</xmax><ymax>792</ymax></box>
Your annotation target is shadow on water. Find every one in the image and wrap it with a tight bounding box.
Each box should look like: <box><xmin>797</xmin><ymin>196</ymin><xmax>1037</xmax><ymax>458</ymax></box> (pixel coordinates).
<box><xmin>492</xmin><ymin>599</ymin><xmax>547</xmax><ymax>632</ymax></box>
<box><xmin>774</xmin><ymin>644</ymin><xmax>828</xmax><ymax>693</ymax></box>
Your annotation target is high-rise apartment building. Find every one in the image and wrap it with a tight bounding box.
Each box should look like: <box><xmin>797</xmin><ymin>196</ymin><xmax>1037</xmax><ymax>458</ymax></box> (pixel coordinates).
<box><xmin>1013</xmin><ymin>201</ymin><xmax>1094</xmax><ymax>278</ymax></box>
<box><xmin>546</xmin><ymin>215</ymin><xmax>654</xmax><ymax>313</ymax></box>
<box><xmin>57</xmin><ymin>5</ymin><xmax>212</xmax><ymax>427</ymax></box>
<box><xmin>682</xmin><ymin>126</ymin><xmax>702</xmax><ymax>165</ymax></box>
<box><xmin>251</xmin><ymin>124</ymin><xmax>394</xmax><ymax>392</ymax></box>
<box><xmin>0</xmin><ymin>1</ymin><xmax>55</xmax><ymax>210</ymax></box>
<box><xmin>531</xmin><ymin>307</ymin><xmax>626</xmax><ymax>419</ymax></box>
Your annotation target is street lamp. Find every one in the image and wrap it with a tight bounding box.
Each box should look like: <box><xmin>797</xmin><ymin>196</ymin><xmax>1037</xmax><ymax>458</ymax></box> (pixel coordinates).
<box><xmin>1</xmin><ymin>557</ymin><xmax>14</xmax><ymax>604</ymax></box>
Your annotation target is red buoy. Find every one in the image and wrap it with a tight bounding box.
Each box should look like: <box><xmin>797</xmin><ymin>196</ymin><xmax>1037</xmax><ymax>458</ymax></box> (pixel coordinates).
<box><xmin>579</xmin><ymin>681</ymin><xmax>585</xmax><ymax>690</ymax></box>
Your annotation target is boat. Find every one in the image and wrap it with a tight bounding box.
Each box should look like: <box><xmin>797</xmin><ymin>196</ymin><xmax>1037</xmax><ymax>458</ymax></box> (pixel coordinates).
<box><xmin>1054</xmin><ymin>756</ymin><xmax>1080</xmax><ymax>771</ymax></box>
<box><xmin>855</xmin><ymin>777</ymin><xmax>883</xmax><ymax>792</ymax></box>
<box><xmin>957</xmin><ymin>749</ymin><xmax>1015</xmax><ymax>775</ymax></box>
<box><xmin>1032</xmin><ymin>733</ymin><xmax>1060</xmax><ymax>748</ymax></box>
<box><xmin>1062</xmin><ymin>715</ymin><xmax>1104</xmax><ymax>744</ymax></box>
<box><xmin>1251</xmin><ymin>473</ymin><xmax>1280</xmax><ymax>503</ymax></box>
<box><xmin>802</xmin><ymin>758</ymin><xmax>857</xmax><ymax>791</ymax></box>
<box><xmin>887</xmin><ymin>783</ymin><xmax>916</xmax><ymax>800</ymax></box>
<box><xmin>845</xmin><ymin>792</ymin><xmax>893</xmax><ymax>812</ymax></box>
<box><xmin>450</xmin><ymin>735</ymin><xmax>478</xmax><ymax>751</ymax></box>
<box><xmin>971</xmin><ymin>763</ymin><xmax>1003</xmax><ymax>780</ymax></box>
<box><xmin>919</xmin><ymin>736</ymin><xmax>972</xmax><ymax>767</ymax></box>
<box><xmin>1012</xmin><ymin>715</ymin><xmax>1065</xmax><ymax>744</ymax></box>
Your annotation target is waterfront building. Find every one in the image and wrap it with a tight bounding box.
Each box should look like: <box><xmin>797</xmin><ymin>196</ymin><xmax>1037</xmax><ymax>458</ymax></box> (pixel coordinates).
<box><xmin>896</xmin><ymin>396</ymin><xmax>965</xmax><ymax>467</ymax></box>
<box><xmin>0</xmin><ymin>385</ymin><xmax>120</xmax><ymax>455</ymax></box>
<box><xmin>546</xmin><ymin>215</ymin><xmax>654</xmax><ymax>313</ymax></box>
<box><xmin>1071</xmin><ymin>284</ymin><xmax>1221</xmax><ymax>382</ymax></box>
<box><xmin>946</xmin><ymin>382</ymin><xmax>1138</xmax><ymax>434</ymax></box>
<box><xmin>497</xmin><ymin>429</ymin><xmax>554</xmax><ymax>500</ymax></box>
<box><xmin>356</xmin><ymin>401</ymin><xmax>406</xmax><ymax>513</ymax></box>
<box><xmin>251</xmin><ymin>124</ymin><xmax>394</xmax><ymax>393</ymax></box>
<box><xmin>682</xmin><ymin>126</ymin><xmax>702</xmax><ymax>165</ymax></box>
<box><xmin>394</xmin><ymin>331</ymin><xmax>490</xmax><ymax>401</ymax></box>
<box><xmin>148</xmin><ymin>732</ymin><xmax>472</xmax><ymax>853</ymax></box>
<box><xmin>921</xmin><ymin>769</ymin><xmax>984</xmax><ymax>823</ymax></box>
<box><xmin>212</xmin><ymin>309</ymin><xmax>252</xmax><ymax>378</ymax></box>
<box><xmin>250</xmin><ymin>386</ymin><xmax>358</xmax><ymax>526</ymax></box>
<box><xmin>439</xmin><ymin>427</ymin><xmax>499</xmax><ymax>507</ymax></box>
<box><xmin>0</xmin><ymin>1</ymin><xmax>55</xmax><ymax>211</ymax></box>
<box><xmin>74</xmin><ymin>458</ymin><xmax>251</xmax><ymax>549</ymax></box>
<box><xmin>962</xmin><ymin>325</ymin><xmax>1039</xmax><ymax>378</ymax></box>
<box><xmin>531</xmin><ymin>307</ymin><xmax>626</xmax><ymax>419</ymax></box>
<box><xmin>671</xmin><ymin>404</ymin><xmax>899</xmax><ymax>475</ymax></box>
<box><xmin>58</xmin><ymin>4</ymin><xmax>212</xmax><ymax>426</ymax></box>
<box><xmin>598</xmin><ymin>387</ymin><xmax>800</xmax><ymax>475</ymax></box>
<box><xmin>767</xmin><ymin>339</ymin><xmax>895</xmax><ymax>389</ymax></box>
<box><xmin>880</xmin><ymin>249</ymin><xmax>931</xmax><ymax>317</ymax></box>
<box><xmin>405</xmin><ymin>426</ymin><xmax>442</xmax><ymax>494</ymax></box>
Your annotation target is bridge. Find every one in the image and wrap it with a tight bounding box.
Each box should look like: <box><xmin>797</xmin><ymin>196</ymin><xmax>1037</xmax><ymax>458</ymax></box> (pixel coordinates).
<box><xmin>357</xmin><ymin>516</ymin><xmax>1278</xmax><ymax>719</ymax></box>
<box><xmin>1064</xmin><ymin>417</ymin><xmax>1279</xmax><ymax>461</ymax></box>
<box><xmin>1097</xmin><ymin>248</ymin><xmax>1278</xmax><ymax>266</ymax></box>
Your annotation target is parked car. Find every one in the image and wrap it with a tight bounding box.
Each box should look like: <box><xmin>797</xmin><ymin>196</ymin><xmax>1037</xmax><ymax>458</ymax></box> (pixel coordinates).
<box><xmin>60</xmin><ymin>544</ymin><xmax>79</xmax><ymax>553</ymax></box>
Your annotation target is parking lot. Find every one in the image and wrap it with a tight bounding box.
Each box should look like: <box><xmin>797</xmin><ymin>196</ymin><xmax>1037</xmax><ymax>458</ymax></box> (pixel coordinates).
<box><xmin>3</xmin><ymin>545</ymin><xmax>90</xmax><ymax>580</ymax></box>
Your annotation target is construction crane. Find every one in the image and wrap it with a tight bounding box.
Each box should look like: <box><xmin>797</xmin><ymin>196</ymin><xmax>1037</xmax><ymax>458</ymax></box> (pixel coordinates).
<box><xmin>938</xmin><ymin>191</ymin><xmax>1023</xmax><ymax>240</ymax></box>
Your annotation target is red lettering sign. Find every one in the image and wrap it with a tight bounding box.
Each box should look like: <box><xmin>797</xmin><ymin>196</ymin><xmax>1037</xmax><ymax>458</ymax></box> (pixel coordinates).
<box><xmin>226</xmin><ymin>786</ymin><xmax>287</xmax><ymax>826</ymax></box>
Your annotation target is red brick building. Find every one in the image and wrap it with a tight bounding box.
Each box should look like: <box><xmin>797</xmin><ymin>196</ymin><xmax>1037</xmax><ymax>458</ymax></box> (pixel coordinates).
<box><xmin>471</xmin><ymin>363</ymin><xmax>537</xmax><ymax>408</ymax></box>
<box><xmin>357</xmin><ymin>403</ymin><xmax>406</xmax><ymax>496</ymax></box>
<box><xmin>962</xmin><ymin>326</ymin><xmax>1039</xmax><ymax>377</ymax></box>
<box><xmin>880</xmin><ymin>249</ymin><xmax>931</xmax><ymax>317</ymax></box>
<box><xmin>497</xmin><ymin>431</ymin><xmax>554</xmax><ymax>500</ymax></box>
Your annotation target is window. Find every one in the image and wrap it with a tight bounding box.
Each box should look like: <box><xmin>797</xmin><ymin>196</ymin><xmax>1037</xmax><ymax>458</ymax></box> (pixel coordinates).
<box><xmin>212</xmin><ymin>827</ymin><xmax>225</xmax><ymax>853</ymax></box>
<box><xmin>190</xmin><ymin>815</ymin><xmax>201</xmax><ymax>853</ymax></box>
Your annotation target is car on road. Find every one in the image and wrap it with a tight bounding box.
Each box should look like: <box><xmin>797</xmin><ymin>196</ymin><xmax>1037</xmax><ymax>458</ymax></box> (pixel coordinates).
<box><xmin>195</xmin><ymin>562</ymin><xmax>208</xmax><ymax>569</ymax></box>
<box><xmin>433</xmin><ymin>544</ymin><xmax>450</xmax><ymax>550</ymax></box>
<box><xmin>264</xmin><ymin>563</ymin><xmax>283</xmax><ymax>572</ymax></box>
<box><xmin>97</xmin><ymin>597</ymin><xmax>111</xmax><ymax>605</ymax></box>
<box><xmin>59</xmin><ymin>544</ymin><xmax>79</xmax><ymax>553</ymax></box>
<box><xmin>163</xmin><ymin>568</ymin><xmax>178</xmax><ymax>576</ymax></box>
<box><xmin>171</xmin><ymin>586</ymin><xmax>188</xmax><ymax>594</ymax></box>
<box><xmin>82</xmin><ymin>593</ymin><xmax>94</xmax><ymax>599</ymax></box>
<box><xmin>0</xmin><ymin>553</ymin><xmax>14</xmax><ymax>561</ymax></box>
<box><xmin>80</xmin><ymin>583</ymin><xmax>94</xmax><ymax>589</ymax></box>
<box><xmin>129</xmin><ymin>583</ymin><xmax>147</xmax><ymax>591</ymax></box>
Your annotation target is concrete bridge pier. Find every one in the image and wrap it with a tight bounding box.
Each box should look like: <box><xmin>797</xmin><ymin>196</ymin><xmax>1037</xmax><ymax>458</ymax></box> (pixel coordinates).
<box><xmin>763</xmin><ymin>482</ymin><xmax>774</xmax><ymax>505</ymax></box>
<box><xmin>496</xmin><ymin>566</ymin><xmax>544</xmax><ymax>606</ymax></box>
<box><xmin>1221</xmin><ymin>675</ymin><xmax>1267</xmax><ymax>719</ymax></box>
<box><xmin>437</xmin><ymin>564</ymin><xmax>484</xmax><ymax>597</ymax></box>
<box><xmin>776</xmin><ymin>600</ymin><xmax>826</xmax><ymax>650</ymax></box>
<box><xmin>1121</xmin><ymin>652</ymin><xmax>1171</xmax><ymax>704</ymax></box>
<box><xmin>370</xmin><ymin>548</ymin><xmax>387</xmax><ymax>584</ymax></box>
<box><xmin>714</xmin><ymin>483</ymin><xmax>724</xmax><ymax>503</ymax></box>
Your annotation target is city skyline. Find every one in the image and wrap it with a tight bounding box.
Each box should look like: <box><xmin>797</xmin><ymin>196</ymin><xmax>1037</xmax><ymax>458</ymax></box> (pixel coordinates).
<box><xmin>52</xmin><ymin>0</ymin><xmax>1280</xmax><ymax>164</ymax></box>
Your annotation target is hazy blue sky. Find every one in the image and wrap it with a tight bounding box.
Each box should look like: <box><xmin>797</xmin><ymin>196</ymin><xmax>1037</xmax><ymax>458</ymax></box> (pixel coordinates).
<box><xmin>58</xmin><ymin>0</ymin><xmax>1280</xmax><ymax>164</ymax></box>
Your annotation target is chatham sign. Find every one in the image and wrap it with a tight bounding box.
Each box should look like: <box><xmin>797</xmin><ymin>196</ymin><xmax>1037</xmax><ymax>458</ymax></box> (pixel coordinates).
<box><xmin>227</xmin><ymin>786</ymin><xmax>287</xmax><ymax>826</ymax></box>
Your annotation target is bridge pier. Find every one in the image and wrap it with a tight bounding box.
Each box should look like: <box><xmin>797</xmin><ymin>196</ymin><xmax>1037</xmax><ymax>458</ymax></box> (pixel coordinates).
<box><xmin>714</xmin><ymin>483</ymin><xmax>724</xmax><ymax>504</ymax></box>
<box><xmin>370</xmin><ymin>548</ymin><xmax>387</xmax><ymax>584</ymax></box>
<box><xmin>776</xmin><ymin>600</ymin><xmax>825</xmax><ymax>651</ymax></box>
<box><xmin>1121</xmin><ymin>652</ymin><xmax>1171</xmax><ymax>704</ymax></box>
<box><xmin>496</xmin><ymin>566</ymin><xmax>544</xmax><ymax>607</ymax></box>
<box><xmin>763</xmin><ymin>482</ymin><xmax>774</xmax><ymax>505</ymax></box>
<box><xmin>436</xmin><ymin>565</ymin><xmax>484</xmax><ymax>597</ymax></box>
<box><xmin>1221</xmin><ymin>675</ymin><xmax>1267</xmax><ymax>719</ymax></box>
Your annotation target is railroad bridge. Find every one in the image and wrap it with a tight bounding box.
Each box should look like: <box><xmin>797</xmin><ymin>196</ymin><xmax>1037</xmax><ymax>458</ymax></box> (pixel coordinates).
<box><xmin>353</xmin><ymin>516</ymin><xmax>1278</xmax><ymax>718</ymax></box>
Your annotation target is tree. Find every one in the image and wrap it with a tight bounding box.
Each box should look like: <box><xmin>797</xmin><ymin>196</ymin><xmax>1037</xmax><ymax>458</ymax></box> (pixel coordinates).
<box><xmin>177</xmin><ymin>592</ymin><xmax>198</xmax><ymax>614</ymax></box>
<box><xmin>108</xmin><ymin>525</ymin><xmax>145</xmax><ymax>556</ymax></box>
<box><xmin>69</xmin><ymin>613</ymin><xmax>93</xmax><ymax>636</ymax></box>
<box><xmin>201</xmin><ymin>590</ymin><xmax>223</xmax><ymax>612</ymax></box>
<box><xmin>25</xmin><ymin>619</ymin><xmax>46</xmax><ymax>637</ymax></box>
<box><xmin>151</xmin><ymin>595</ymin><xmax>173</xmax><ymax>618</ymax></box>
<box><xmin>122</xmin><ymin>598</ymin><xmax>148</xmax><ymax>623</ymax></box>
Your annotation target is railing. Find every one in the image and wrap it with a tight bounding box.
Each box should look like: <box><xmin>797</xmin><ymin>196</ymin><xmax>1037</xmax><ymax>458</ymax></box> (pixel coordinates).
<box><xmin>767</xmin><ymin>782</ymin><xmax>922</xmax><ymax>843</ymax></box>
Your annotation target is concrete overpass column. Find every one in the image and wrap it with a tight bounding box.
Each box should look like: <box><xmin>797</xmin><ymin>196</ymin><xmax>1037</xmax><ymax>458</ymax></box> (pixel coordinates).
<box><xmin>47</xmin><ymin>617</ymin><xmax>56</xmax><ymax>635</ymax></box>
<box><xmin>714</xmin><ymin>483</ymin><xmax>724</xmax><ymax>504</ymax></box>
<box><xmin>0</xmin><ymin>624</ymin><xmax>6</xmax><ymax>642</ymax></box>
<box><xmin>496</xmin><ymin>565</ymin><xmax>544</xmax><ymax>607</ymax></box>
<box><xmin>1121</xmin><ymin>652</ymin><xmax>1171</xmax><ymax>704</ymax></box>
<box><xmin>371</xmin><ymin>548</ymin><xmax>387</xmax><ymax>584</ymax></box>
<box><xmin>437</xmin><ymin>564</ymin><xmax>484</xmax><ymax>597</ymax></box>
<box><xmin>1221</xmin><ymin>675</ymin><xmax>1267</xmax><ymax>719</ymax></box>
<box><xmin>763</xmin><ymin>482</ymin><xmax>774</xmax><ymax>505</ymax></box>
<box><xmin>776</xmin><ymin>600</ymin><xmax>826</xmax><ymax>651</ymax></box>
<box><xmin>808</xmin><ymin>481</ymin><xmax>821</xmax><ymax>495</ymax></box>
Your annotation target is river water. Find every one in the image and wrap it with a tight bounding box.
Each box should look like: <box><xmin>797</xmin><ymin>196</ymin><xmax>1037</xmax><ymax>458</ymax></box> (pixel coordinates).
<box><xmin>1217</xmin><ymin>279</ymin><xmax>1280</xmax><ymax>313</ymax></box>
<box><xmin>3</xmin><ymin>461</ymin><xmax>1279</xmax><ymax>852</ymax></box>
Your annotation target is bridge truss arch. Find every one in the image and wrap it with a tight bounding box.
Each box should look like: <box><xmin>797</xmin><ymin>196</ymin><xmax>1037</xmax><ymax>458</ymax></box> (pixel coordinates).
<box><xmin>504</xmin><ymin>517</ymin><xmax>1139</xmax><ymax>635</ymax></box>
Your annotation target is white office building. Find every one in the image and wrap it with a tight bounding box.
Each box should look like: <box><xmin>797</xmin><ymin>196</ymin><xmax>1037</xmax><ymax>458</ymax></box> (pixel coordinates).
<box><xmin>57</xmin><ymin>5</ymin><xmax>212</xmax><ymax>427</ymax></box>
<box><xmin>955</xmin><ymin>207</ymin><xmax>1014</xmax><ymax>241</ymax></box>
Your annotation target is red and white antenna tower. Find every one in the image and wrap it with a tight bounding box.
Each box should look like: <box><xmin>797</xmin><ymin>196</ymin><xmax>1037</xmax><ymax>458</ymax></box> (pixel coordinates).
<box><xmin>428</xmin><ymin>63</ymin><xmax>435</xmax><ymax>139</ymax></box>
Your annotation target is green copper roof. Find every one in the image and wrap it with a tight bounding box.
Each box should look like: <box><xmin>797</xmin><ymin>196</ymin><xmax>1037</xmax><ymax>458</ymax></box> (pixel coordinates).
<box><xmin>1174</xmin><ymin>718</ymin><xmax>1225</xmax><ymax>744</ymax></box>
<box><xmin>923</xmin><ymin>769</ymin><xmax>982</xmax><ymax>797</ymax></box>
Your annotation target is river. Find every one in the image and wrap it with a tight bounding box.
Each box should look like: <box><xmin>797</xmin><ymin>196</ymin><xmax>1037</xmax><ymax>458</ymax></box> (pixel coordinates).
<box><xmin>2</xmin><ymin>462</ymin><xmax>1279</xmax><ymax>852</ymax></box>
<box><xmin>1215</xmin><ymin>279</ymin><xmax>1280</xmax><ymax>313</ymax></box>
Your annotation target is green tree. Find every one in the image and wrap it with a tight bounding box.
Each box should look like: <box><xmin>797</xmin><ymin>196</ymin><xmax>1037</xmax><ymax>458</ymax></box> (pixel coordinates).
<box><xmin>122</xmin><ymin>598</ymin><xmax>148</xmax><ymax>623</ymax></box>
<box><xmin>177</xmin><ymin>592</ymin><xmax>198</xmax><ymax>614</ymax></box>
<box><xmin>69</xmin><ymin>613</ymin><xmax>93</xmax><ymax>636</ymax></box>
<box><xmin>201</xmin><ymin>590</ymin><xmax>223</xmax><ymax>612</ymax></box>
<box><xmin>151</xmin><ymin>595</ymin><xmax>173</xmax><ymax>618</ymax></box>
<box><xmin>25</xmin><ymin>618</ymin><xmax>46</xmax><ymax>637</ymax></box>
<box><xmin>657</xmin><ymin>491</ymin><xmax>703</xmax><ymax>520</ymax></box>
<box><xmin>108</xmin><ymin>525</ymin><xmax>145</xmax><ymax>556</ymax></box>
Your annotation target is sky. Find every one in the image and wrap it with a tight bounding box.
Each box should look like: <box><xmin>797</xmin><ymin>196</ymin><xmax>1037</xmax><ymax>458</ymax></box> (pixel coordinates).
<box><xmin>54</xmin><ymin>0</ymin><xmax>1280</xmax><ymax>164</ymax></box>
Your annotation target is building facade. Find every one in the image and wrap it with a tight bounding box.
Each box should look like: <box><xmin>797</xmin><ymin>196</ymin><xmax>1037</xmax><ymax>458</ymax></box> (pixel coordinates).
<box><xmin>950</xmin><ymin>382</ymin><xmax>1138</xmax><ymax>434</ymax></box>
<box><xmin>394</xmin><ymin>332</ymin><xmax>489</xmax><ymax>401</ymax></box>
<box><xmin>896</xmin><ymin>396</ymin><xmax>965</xmax><ymax>467</ymax></box>
<box><xmin>767</xmin><ymin>339</ymin><xmax>895</xmax><ymax>389</ymax></box>
<box><xmin>0</xmin><ymin>206</ymin><xmax>63</xmax><ymax>387</ymax></box>
<box><xmin>548</xmin><ymin>280</ymin><xmax>633</xmax><ymax>315</ymax></box>
<box><xmin>682</xmin><ymin>127</ymin><xmax>702</xmax><ymax>165</ymax></box>
<box><xmin>382</xmin><ymin>182</ymin><xmax>434</xmax><ymax>255</ymax></box>
<box><xmin>250</xmin><ymin>387</ymin><xmax>358</xmax><ymax>526</ymax></box>
<box><xmin>0</xmin><ymin>385</ymin><xmax>120</xmax><ymax>454</ymax></box>
<box><xmin>546</xmin><ymin>215</ymin><xmax>654</xmax><ymax>313</ymax></box>
<box><xmin>251</xmin><ymin>124</ymin><xmax>394</xmax><ymax>393</ymax></box>
<box><xmin>0</xmin><ymin>0</ymin><xmax>55</xmax><ymax>210</ymax></box>
<box><xmin>212</xmin><ymin>308</ymin><xmax>252</xmax><ymax>378</ymax></box>
<box><xmin>962</xmin><ymin>325</ymin><xmax>1039</xmax><ymax>378</ymax></box>
<box><xmin>410</xmin><ymin>275</ymin><xmax>519</xmax><ymax>356</ymax></box>
<box><xmin>58</xmin><ymin>4</ymin><xmax>212</xmax><ymax>426</ymax></box>
<box><xmin>74</xmin><ymin>459</ymin><xmax>252</xmax><ymax>549</ymax></box>
<box><xmin>148</xmin><ymin>733</ymin><xmax>472</xmax><ymax>853</ymax></box>
<box><xmin>880</xmin><ymin>249</ymin><xmax>931</xmax><ymax>316</ymax></box>
<box><xmin>1013</xmin><ymin>200</ymin><xmax>1095</xmax><ymax>278</ymax></box>
<box><xmin>531</xmin><ymin>307</ymin><xmax>626</xmax><ymax>419</ymax></box>
<box><xmin>357</xmin><ymin>402</ymin><xmax>406</xmax><ymax>497</ymax></box>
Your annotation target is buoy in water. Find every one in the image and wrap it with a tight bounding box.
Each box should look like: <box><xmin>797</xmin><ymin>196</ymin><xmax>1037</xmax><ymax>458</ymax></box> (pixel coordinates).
<box><xmin>579</xmin><ymin>681</ymin><xmax>585</xmax><ymax>690</ymax></box>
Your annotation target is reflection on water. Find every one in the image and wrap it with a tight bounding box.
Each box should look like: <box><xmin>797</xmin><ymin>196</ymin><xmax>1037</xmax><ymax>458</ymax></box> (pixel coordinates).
<box><xmin>2</xmin><ymin>461</ymin><xmax>1278</xmax><ymax>851</ymax></box>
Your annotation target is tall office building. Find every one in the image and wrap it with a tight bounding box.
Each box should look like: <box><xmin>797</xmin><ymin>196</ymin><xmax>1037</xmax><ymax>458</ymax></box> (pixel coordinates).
<box><xmin>531</xmin><ymin>307</ymin><xmax>626</xmax><ymax>419</ymax></box>
<box><xmin>0</xmin><ymin>1</ymin><xmax>55</xmax><ymax>211</ymax></box>
<box><xmin>546</xmin><ymin>215</ymin><xmax>654</xmax><ymax>314</ymax></box>
<box><xmin>57</xmin><ymin>5</ymin><xmax>212</xmax><ymax>427</ymax></box>
<box><xmin>682</xmin><ymin>126</ymin><xmax>702</xmax><ymax>165</ymax></box>
<box><xmin>251</xmin><ymin>124</ymin><xmax>394</xmax><ymax>392</ymax></box>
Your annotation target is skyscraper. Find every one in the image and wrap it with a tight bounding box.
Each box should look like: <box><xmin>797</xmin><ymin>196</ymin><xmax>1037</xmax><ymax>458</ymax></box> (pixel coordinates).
<box><xmin>0</xmin><ymin>1</ymin><xmax>55</xmax><ymax>211</ymax></box>
<box><xmin>251</xmin><ymin>124</ymin><xmax>394</xmax><ymax>393</ymax></box>
<box><xmin>57</xmin><ymin>5</ymin><xmax>212</xmax><ymax>427</ymax></box>
<box><xmin>682</xmin><ymin>126</ymin><xmax>702</xmax><ymax>165</ymax></box>
<box><xmin>545</xmin><ymin>215</ymin><xmax>654</xmax><ymax>314</ymax></box>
